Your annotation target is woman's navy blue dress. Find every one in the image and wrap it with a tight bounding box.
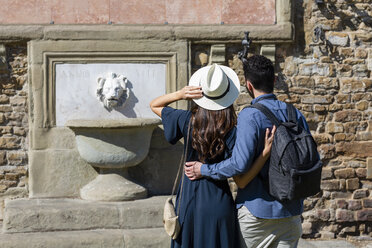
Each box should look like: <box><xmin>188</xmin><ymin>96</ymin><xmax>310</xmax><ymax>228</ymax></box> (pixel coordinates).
<box><xmin>162</xmin><ymin>107</ymin><xmax>240</xmax><ymax>248</ymax></box>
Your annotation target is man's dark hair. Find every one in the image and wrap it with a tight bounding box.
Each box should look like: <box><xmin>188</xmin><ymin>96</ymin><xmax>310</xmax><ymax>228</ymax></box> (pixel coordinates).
<box><xmin>243</xmin><ymin>55</ymin><xmax>275</xmax><ymax>93</ymax></box>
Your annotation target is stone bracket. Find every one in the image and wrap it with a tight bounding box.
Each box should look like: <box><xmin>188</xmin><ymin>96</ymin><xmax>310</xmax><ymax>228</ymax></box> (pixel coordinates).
<box><xmin>260</xmin><ymin>44</ymin><xmax>276</xmax><ymax>64</ymax></box>
<box><xmin>0</xmin><ymin>44</ymin><xmax>7</xmax><ymax>73</ymax></box>
<box><xmin>209</xmin><ymin>44</ymin><xmax>226</xmax><ymax>65</ymax></box>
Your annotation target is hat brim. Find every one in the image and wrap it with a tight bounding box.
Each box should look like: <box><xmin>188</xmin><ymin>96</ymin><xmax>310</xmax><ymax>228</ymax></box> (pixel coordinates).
<box><xmin>189</xmin><ymin>65</ymin><xmax>240</xmax><ymax>110</ymax></box>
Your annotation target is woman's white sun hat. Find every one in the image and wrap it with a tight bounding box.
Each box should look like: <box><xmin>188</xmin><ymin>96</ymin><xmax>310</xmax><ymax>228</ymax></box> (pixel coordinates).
<box><xmin>189</xmin><ymin>63</ymin><xmax>240</xmax><ymax>110</ymax></box>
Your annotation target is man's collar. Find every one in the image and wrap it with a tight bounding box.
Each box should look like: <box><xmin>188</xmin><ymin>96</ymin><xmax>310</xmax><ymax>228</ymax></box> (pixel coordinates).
<box><xmin>251</xmin><ymin>93</ymin><xmax>277</xmax><ymax>105</ymax></box>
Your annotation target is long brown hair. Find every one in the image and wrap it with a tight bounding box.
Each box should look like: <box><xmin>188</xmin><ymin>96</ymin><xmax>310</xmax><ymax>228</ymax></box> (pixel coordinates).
<box><xmin>191</xmin><ymin>105</ymin><xmax>237</xmax><ymax>163</ymax></box>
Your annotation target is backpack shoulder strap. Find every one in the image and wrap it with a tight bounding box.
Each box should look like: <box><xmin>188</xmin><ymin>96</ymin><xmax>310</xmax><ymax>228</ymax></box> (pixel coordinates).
<box><xmin>250</xmin><ymin>103</ymin><xmax>281</xmax><ymax>127</ymax></box>
<box><xmin>286</xmin><ymin>103</ymin><xmax>297</xmax><ymax>123</ymax></box>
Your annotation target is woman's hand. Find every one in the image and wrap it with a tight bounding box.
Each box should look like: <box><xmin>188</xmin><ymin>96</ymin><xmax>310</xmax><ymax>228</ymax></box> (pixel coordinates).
<box><xmin>178</xmin><ymin>86</ymin><xmax>203</xmax><ymax>100</ymax></box>
<box><xmin>262</xmin><ymin>126</ymin><xmax>276</xmax><ymax>158</ymax></box>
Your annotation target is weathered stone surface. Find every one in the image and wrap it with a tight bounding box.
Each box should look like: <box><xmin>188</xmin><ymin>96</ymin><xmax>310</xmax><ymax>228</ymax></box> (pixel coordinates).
<box><xmin>334</xmin><ymin>168</ymin><xmax>355</xmax><ymax>179</ymax></box>
<box><xmin>334</xmin><ymin>110</ymin><xmax>362</xmax><ymax>122</ymax></box>
<box><xmin>355</xmin><ymin>209</ymin><xmax>372</xmax><ymax>222</ymax></box>
<box><xmin>0</xmin><ymin>228</ymin><xmax>170</xmax><ymax>248</ymax></box>
<box><xmin>348</xmin><ymin>200</ymin><xmax>362</xmax><ymax>210</ymax></box>
<box><xmin>326</xmin><ymin>122</ymin><xmax>344</xmax><ymax>133</ymax></box>
<box><xmin>321</xmin><ymin>179</ymin><xmax>339</xmax><ymax>191</ymax></box>
<box><xmin>363</xmin><ymin>199</ymin><xmax>372</xmax><ymax>208</ymax></box>
<box><xmin>336</xmin><ymin>142</ymin><xmax>372</xmax><ymax>158</ymax></box>
<box><xmin>346</xmin><ymin>178</ymin><xmax>360</xmax><ymax>191</ymax></box>
<box><xmin>3</xmin><ymin>196</ymin><xmax>167</xmax><ymax>233</ymax></box>
<box><xmin>336</xmin><ymin>209</ymin><xmax>354</xmax><ymax>222</ymax></box>
<box><xmin>353</xmin><ymin>189</ymin><xmax>369</xmax><ymax>199</ymax></box>
<box><xmin>327</xmin><ymin>32</ymin><xmax>349</xmax><ymax>46</ymax></box>
<box><xmin>367</xmin><ymin>157</ymin><xmax>372</xmax><ymax>179</ymax></box>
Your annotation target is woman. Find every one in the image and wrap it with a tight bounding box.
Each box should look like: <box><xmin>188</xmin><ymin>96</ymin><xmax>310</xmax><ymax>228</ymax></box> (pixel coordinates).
<box><xmin>150</xmin><ymin>64</ymin><xmax>275</xmax><ymax>248</ymax></box>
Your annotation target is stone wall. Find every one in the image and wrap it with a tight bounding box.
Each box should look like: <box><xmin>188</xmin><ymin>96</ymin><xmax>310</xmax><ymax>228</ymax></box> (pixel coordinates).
<box><xmin>0</xmin><ymin>44</ymin><xmax>28</xmax><ymax>220</ymax></box>
<box><xmin>223</xmin><ymin>0</ymin><xmax>372</xmax><ymax>240</ymax></box>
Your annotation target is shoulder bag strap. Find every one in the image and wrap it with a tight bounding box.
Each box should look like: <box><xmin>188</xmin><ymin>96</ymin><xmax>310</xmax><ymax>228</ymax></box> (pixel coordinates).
<box><xmin>286</xmin><ymin>103</ymin><xmax>297</xmax><ymax>123</ymax></box>
<box><xmin>250</xmin><ymin>103</ymin><xmax>281</xmax><ymax>127</ymax></box>
<box><xmin>170</xmin><ymin>118</ymin><xmax>192</xmax><ymax>216</ymax></box>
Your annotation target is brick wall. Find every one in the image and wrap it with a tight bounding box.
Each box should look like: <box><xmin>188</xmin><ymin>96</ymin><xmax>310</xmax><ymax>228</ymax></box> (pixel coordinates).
<box><xmin>0</xmin><ymin>44</ymin><xmax>28</xmax><ymax>220</ymax></box>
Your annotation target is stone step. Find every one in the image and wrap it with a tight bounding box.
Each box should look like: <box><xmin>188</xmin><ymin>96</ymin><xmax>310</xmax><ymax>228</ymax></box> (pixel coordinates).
<box><xmin>0</xmin><ymin>228</ymin><xmax>170</xmax><ymax>248</ymax></box>
<box><xmin>3</xmin><ymin>196</ymin><xmax>168</xmax><ymax>233</ymax></box>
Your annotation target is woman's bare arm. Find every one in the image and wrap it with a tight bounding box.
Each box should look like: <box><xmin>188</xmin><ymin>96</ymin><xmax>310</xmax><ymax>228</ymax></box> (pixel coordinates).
<box><xmin>150</xmin><ymin>86</ymin><xmax>203</xmax><ymax>117</ymax></box>
<box><xmin>233</xmin><ymin>126</ymin><xmax>276</xmax><ymax>189</ymax></box>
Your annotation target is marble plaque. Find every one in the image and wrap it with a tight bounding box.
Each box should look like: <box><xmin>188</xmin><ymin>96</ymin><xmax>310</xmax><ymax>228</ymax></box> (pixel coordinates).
<box><xmin>55</xmin><ymin>63</ymin><xmax>166</xmax><ymax>126</ymax></box>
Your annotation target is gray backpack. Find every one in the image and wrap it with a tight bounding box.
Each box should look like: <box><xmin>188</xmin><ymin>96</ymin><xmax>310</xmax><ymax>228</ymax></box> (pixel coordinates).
<box><xmin>251</xmin><ymin>102</ymin><xmax>323</xmax><ymax>201</ymax></box>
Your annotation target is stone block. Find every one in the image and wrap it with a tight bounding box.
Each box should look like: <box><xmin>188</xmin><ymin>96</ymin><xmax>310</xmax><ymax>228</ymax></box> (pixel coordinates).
<box><xmin>321</xmin><ymin>168</ymin><xmax>333</xmax><ymax>180</ymax></box>
<box><xmin>9</xmin><ymin>96</ymin><xmax>26</xmax><ymax>106</ymax></box>
<box><xmin>346</xmin><ymin>178</ymin><xmax>360</xmax><ymax>191</ymax></box>
<box><xmin>3</xmin><ymin>197</ymin><xmax>166</xmax><ymax>233</ymax></box>
<box><xmin>0</xmin><ymin>137</ymin><xmax>21</xmax><ymax>149</ymax></box>
<box><xmin>334</xmin><ymin>168</ymin><xmax>355</xmax><ymax>179</ymax></box>
<box><xmin>329</xmin><ymin>104</ymin><xmax>343</xmax><ymax>112</ymax></box>
<box><xmin>320</xmin><ymin>231</ymin><xmax>335</xmax><ymax>239</ymax></box>
<box><xmin>363</xmin><ymin>199</ymin><xmax>372</xmax><ymax>208</ymax></box>
<box><xmin>334</xmin><ymin>133</ymin><xmax>346</xmax><ymax>142</ymax></box>
<box><xmin>0</xmin><ymin>151</ymin><xmax>6</xmax><ymax>165</ymax></box>
<box><xmin>355</xmin><ymin>48</ymin><xmax>368</xmax><ymax>59</ymax></box>
<box><xmin>318</xmin><ymin>144</ymin><xmax>336</xmax><ymax>160</ymax></box>
<box><xmin>353</xmin><ymin>64</ymin><xmax>370</xmax><ymax>77</ymax></box>
<box><xmin>321</xmin><ymin>179</ymin><xmax>339</xmax><ymax>191</ymax></box>
<box><xmin>327</xmin><ymin>32</ymin><xmax>349</xmax><ymax>46</ymax></box>
<box><xmin>338</xmin><ymin>47</ymin><xmax>353</xmax><ymax>57</ymax></box>
<box><xmin>335</xmin><ymin>94</ymin><xmax>351</xmax><ymax>104</ymax></box>
<box><xmin>367</xmin><ymin>157</ymin><xmax>372</xmax><ymax>179</ymax></box>
<box><xmin>352</xmin><ymin>93</ymin><xmax>372</xmax><ymax>102</ymax></box>
<box><xmin>0</xmin><ymin>105</ymin><xmax>12</xmax><ymax>112</ymax></box>
<box><xmin>331</xmin><ymin>192</ymin><xmax>352</xmax><ymax>199</ymax></box>
<box><xmin>12</xmin><ymin>127</ymin><xmax>26</xmax><ymax>136</ymax></box>
<box><xmin>0</xmin><ymin>95</ymin><xmax>9</xmax><ymax>104</ymax></box>
<box><xmin>336</xmin><ymin>64</ymin><xmax>353</xmax><ymax>77</ymax></box>
<box><xmin>353</xmin><ymin>189</ymin><xmax>368</xmax><ymax>199</ymax></box>
<box><xmin>293</xmin><ymin>76</ymin><xmax>314</xmax><ymax>88</ymax></box>
<box><xmin>336</xmin><ymin>209</ymin><xmax>354</xmax><ymax>222</ymax></box>
<box><xmin>341</xmin><ymin>78</ymin><xmax>368</xmax><ymax>93</ymax></box>
<box><xmin>356</xmin><ymin>168</ymin><xmax>367</xmax><ymax>178</ymax></box>
<box><xmin>301</xmin><ymin>222</ymin><xmax>313</xmax><ymax>235</ymax></box>
<box><xmin>316</xmin><ymin>209</ymin><xmax>330</xmax><ymax>221</ymax></box>
<box><xmin>298</xmin><ymin>63</ymin><xmax>335</xmax><ymax>77</ymax></box>
<box><xmin>326</xmin><ymin>122</ymin><xmax>344</xmax><ymax>133</ymax></box>
<box><xmin>301</xmin><ymin>95</ymin><xmax>333</xmax><ymax>104</ymax></box>
<box><xmin>336</xmin><ymin>142</ymin><xmax>372</xmax><ymax>158</ymax></box>
<box><xmin>313</xmin><ymin>133</ymin><xmax>332</xmax><ymax>145</ymax></box>
<box><xmin>315</xmin><ymin>77</ymin><xmax>339</xmax><ymax>89</ymax></box>
<box><xmin>356</xmin><ymin>101</ymin><xmax>369</xmax><ymax>111</ymax></box>
<box><xmin>336</xmin><ymin>199</ymin><xmax>348</xmax><ymax>209</ymax></box>
<box><xmin>343</xmin><ymin>58</ymin><xmax>364</xmax><ymax>65</ymax></box>
<box><xmin>29</xmin><ymin>149</ymin><xmax>97</xmax><ymax>198</ymax></box>
<box><xmin>356</xmin><ymin>209</ymin><xmax>372</xmax><ymax>222</ymax></box>
<box><xmin>348</xmin><ymin>200</ymin><xmax>362</xmax><ymax>210</ymax></box>
<box><xmin>334</xmin><ymin>110</ymin><xmax>362</xmax><ymax>122</ymax></box>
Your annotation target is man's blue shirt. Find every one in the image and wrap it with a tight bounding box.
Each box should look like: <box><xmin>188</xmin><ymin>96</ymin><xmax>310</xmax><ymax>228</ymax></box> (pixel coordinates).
<box><xmin>201</xmin><ymin>94</ymin><xmax>312</xmax><ymax>219</ymax></box>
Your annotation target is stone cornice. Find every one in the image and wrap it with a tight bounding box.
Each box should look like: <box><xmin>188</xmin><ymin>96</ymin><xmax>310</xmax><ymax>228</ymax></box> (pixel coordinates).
<box><xmin>0</xmin><ymin>23</ymin><xmax>294</xmax><ymax>44</ymax></box>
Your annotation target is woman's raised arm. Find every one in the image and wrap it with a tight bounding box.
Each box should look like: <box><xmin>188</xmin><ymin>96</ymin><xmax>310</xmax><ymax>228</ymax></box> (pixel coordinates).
<box><xmin>150</xmin><ymin>86</ymin><xmax>202</xmax><ymax>117</ymax></box>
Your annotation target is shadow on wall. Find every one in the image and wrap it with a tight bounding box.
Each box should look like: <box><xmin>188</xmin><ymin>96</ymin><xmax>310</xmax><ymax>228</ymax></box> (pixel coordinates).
<box><xmin>128</xmin><ymin>127</ymin><xmax>183</xmax><ymax>196</ymax></box>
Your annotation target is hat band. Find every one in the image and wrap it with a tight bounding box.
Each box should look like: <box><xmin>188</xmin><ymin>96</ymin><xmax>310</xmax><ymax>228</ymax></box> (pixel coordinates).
<box><xmin>202</xmin><ymin>79</ymin><xmax>230</xmax><ymax>100</ymax></box>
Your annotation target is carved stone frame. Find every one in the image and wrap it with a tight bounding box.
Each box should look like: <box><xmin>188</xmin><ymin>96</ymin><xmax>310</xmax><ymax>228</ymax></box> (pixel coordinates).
<box><xmin>28</xmin><ymin>40</ymin><xmax>187</xmax><ymax>197</ymax></box>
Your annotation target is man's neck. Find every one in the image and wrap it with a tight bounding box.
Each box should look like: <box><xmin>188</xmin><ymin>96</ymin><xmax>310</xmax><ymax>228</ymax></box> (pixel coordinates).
<box><xmin>253</xmin><ymin>90</ymin><xmax>269</xmax><ymax>99</ymax></box>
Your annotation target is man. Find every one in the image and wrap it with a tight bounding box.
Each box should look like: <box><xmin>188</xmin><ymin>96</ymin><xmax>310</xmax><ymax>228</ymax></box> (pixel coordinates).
<box><xmin>185</xmin><ymin>55</ymin><xmax>314</xmax><ymax>248</ymax></box>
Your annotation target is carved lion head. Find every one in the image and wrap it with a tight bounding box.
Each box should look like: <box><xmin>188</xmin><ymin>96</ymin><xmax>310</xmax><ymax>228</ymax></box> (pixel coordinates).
<box><xmin>96</xmin><ymin>72</ymin><xmax>130</xmax><ymax>111</ymax></box>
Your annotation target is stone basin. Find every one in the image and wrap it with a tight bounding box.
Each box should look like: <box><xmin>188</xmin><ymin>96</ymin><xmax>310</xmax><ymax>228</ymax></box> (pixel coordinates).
<box><xmin>66</xmin><ymin>118</ymin><xmax>161</xmax><ymax>201</ymax></box>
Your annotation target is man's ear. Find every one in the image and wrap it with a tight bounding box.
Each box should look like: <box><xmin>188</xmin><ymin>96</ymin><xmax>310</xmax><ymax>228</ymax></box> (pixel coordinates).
<box><xmin>246</xmin><ymin>80</ymin><xmax>253</xmax><ymax>91</ymax></box>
